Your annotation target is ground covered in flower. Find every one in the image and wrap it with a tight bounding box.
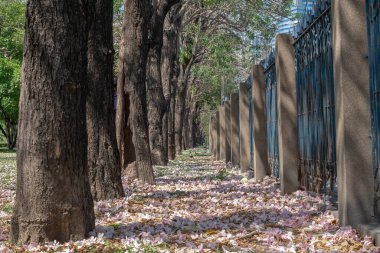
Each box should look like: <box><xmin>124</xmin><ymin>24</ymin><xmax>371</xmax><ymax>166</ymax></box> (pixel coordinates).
<box><xmin>0</xmin><ymin>148</ymin><xmax>379</xmax><ymax>252</ymax></box>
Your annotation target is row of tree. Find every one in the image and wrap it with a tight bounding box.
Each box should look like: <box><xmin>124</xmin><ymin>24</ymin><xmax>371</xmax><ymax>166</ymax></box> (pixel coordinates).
<box><xmin>0</xmin><ymin>0</ymin><xmax>24</xmax><ymax>149</ymax></box>
<box><xmin>7</xmin><ymin>0</ymin><xmax>291</xmax><ymax>244</ymax></box>
<box><xmin>115</xmin><ymin>0</ymin><xmax>292</xmax><ymax>182</ymax></box>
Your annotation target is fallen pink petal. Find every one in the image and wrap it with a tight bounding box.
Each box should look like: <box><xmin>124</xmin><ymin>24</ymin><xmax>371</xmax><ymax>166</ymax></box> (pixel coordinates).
<box><xmin>0</xmin><ymin>150</ymin><xmax>379</xmax><ymax>252</ymax></box>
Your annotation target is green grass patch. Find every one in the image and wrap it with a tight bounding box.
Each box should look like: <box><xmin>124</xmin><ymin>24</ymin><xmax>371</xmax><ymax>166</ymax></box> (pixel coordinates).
<box><xmin>1</xmin><ymin>203</ymin><xmax>13</xmax><ymax>213</ymax></box>
<box><xmin>0</xmin><ymin>137</ymin><xmax>16</xmax><ymax>158</ymax></box>
<box><xmin>131</xmin><ymin>195</ymin><xmax>146</xmax><ymax>203</ymax></box>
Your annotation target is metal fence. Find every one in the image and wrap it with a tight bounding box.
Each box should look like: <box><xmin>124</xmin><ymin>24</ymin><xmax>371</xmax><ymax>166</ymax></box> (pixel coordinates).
<box><xmin>263</xmin><ymin>51</ymin><xmax>279</xmax><ymax>178</ymax></box>
<box><xmin>367</xmin><ymin>0</ymin><xmax>380</xmax><ymax>214</ymax></box>
<box><xmin>293</xmin><ymin>0</ymin><xmax>336</xmax><ymax>194</ymax></box>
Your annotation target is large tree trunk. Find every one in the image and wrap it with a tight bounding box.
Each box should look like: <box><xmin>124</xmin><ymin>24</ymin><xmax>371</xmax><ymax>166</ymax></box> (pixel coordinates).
<box><xmin>123</xmin><ymin>0</ymin><xmax>155</xmax><ymax>184</ymax></box>
<box><xmin>11</xmin><ymin>0</ymin><xmax>94</xmax><ymax>243</ymax></box>
<box><xmin>162</xmin><ymin>5</ymin><xmax>182</xmax><ymax>160</ymax></box>
<box><xmin>116</xmin><ymin>25</ymin><xmax>136</xmax><ymax>173</ymax></box>
<box><xmin>146</xmin><ymin>0</ymin><xmax>179</xmax><ymax>165</ymax></box>
<box><xmin>146</xmin><ymin>47</ymin><xmax>166</xmax><ymax>165</ymax></box>
<box><xmin>174</xmin><ymin>71</ymin><xmax>188</xmax><ymax>154</ymax></box>
<box><xmin>87</xmin><ymin>0</ymin><xmax>124</xmax><ymax>201</ymax></box>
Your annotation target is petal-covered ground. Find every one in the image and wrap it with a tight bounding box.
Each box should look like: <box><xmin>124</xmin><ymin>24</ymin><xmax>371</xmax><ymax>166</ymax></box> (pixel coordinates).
<box><xmin>0</xmin><ymin>148</ymin><xmax>379</xmax><ymax>252</ymax></box>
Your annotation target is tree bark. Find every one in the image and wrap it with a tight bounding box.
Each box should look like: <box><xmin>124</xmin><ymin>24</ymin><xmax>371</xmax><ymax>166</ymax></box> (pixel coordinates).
<box><xmin>168</xmin><ymin>86</ymin><xmax>177</xmax><ymax>159</ymax></box>
<box><xmin>123</xmin><ymin>0</ymin><xmax>155</xmax><ymax>184</ymax></box>
<box><xmin>87</xmin><ymin>0</ymin><xmax>124</xmax><ymax>201</ymax></box>
<box><xmin>11</xmin><ymin>0</ymin><xmax>94</xmax><ymax>243</ymax></box>
<box><xmin>174</xmin><ymin>27</ymin><xmax>200</xmax><ymax>154</ymax></box>
<box><xmin>116</xmin><ymin>24</ymin><xmax>136</xmax><ymax>173</ymax></box>
<box><xmin>162</xmin><ymin>5</ymin><xmax>182</xmax><ymax>160</ymax></box>
<box><xmin>175</xmin><ymin>68</ymin><xmax>188</xmax><ymax>154</ymax></box>
<box><xmin>146</xmin><ymin>0</ymin><xmax>179</xmax><ymax>165</ymax></box>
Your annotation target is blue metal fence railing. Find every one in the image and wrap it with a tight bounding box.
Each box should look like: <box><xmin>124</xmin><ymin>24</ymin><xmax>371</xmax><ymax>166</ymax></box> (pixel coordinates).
<box><xmin>262</xmin><ymin>51</ymin><xmax>279</xmax><ymax>178</ymax></box>
<box><xmin>367</xmin><ymin>0</ymin><xmax>380</xmax><ymax>214</ymax></box>
<box><xmin>293</xmin><ymin>0</ymin><xmax>336</xmax><ymax>194</ymax></box>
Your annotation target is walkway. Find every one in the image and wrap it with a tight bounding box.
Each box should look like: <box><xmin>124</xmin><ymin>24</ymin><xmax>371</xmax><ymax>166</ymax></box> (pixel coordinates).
<box><xmin>0</xmin><ymin>149</ymin><xmax>379</xmax><ymax>252</ymax></box>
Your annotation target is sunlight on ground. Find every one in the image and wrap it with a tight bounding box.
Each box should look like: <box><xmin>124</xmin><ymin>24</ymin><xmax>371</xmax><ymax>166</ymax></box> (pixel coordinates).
<box><xmin>0</xmin><ymin>148</ymin><xmax>379</xmax><ymax>252</ymax></box>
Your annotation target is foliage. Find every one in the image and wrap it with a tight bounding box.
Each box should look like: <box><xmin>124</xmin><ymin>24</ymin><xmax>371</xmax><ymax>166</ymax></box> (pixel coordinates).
<box><xmin>113</xmin><ymin>0</ymin><xmax>124</xmax><ymax>73</ymax></box>
<box><xmin>180</xmin><ymin>0</ymin><xmax>293</xmax><ymax>139</ymax></box>
<box><xmin>0</xmin><ymin>57</ymin><xmax>20</xmax><ymax>124</ymax></box>
<box><xmin>0</xmin><ymin>0</ymin><xmax>24</xmax><ymax>144</ymax></box>
<box><xmin>0</xmin><ymin>0</ymin><xmax>24</xmax><ymax>62</ymax></box>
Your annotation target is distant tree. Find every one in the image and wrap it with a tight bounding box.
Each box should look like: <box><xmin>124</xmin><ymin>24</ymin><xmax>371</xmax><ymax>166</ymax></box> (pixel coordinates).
<box><xmin>0</xmin><ymin>0</ymin><xmax>24</xmax><ymax>149</ymax></box>
<box><xmin>11</xmin><ymin>0</ymin><xmax>95</xmax><ymax>243</ymax></box>
<box><xmin>0</xmin><ymin>58</ymin><xmax>19</xmax><ymax>149</ymax></box>
<box><xmin>161</xmin><ymin>4</ymin><xmax>182</xmax><ymax>160</ymax></box>
<box><xmin>174</xmin><ymin>0</ymin><xmax>292</xmax><ymax>149</ymax></box>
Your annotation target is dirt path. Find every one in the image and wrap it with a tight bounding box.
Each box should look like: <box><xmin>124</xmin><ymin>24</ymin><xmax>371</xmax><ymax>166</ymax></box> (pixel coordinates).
<box><xmin>0</xmin><ymin>148</ymin><xmax>379</xmax><ymax>252</ymax></box>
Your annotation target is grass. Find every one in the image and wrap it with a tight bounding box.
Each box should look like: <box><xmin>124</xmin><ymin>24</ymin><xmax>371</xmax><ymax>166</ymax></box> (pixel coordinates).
<box><xmin>0</xmin><ymin>140</ymin><xmax>16</xmax><ymax>161</ymax></box>
<box><xmin>0</xmin><ymin>139</ymin><xmax>16</xmax><ymax>190</ymax></box>
<box><xmin>1</xmin><ymin>203</ymin><xmax>13</xmax><ymax>213</ymax></box>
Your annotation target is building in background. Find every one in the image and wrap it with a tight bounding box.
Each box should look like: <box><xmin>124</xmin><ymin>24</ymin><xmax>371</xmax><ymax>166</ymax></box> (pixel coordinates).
<box><xmin>255</xmin><ymin>0</ymin><xmax>314</xmax><ymax>62</ymax></box>
<box><xmin>276</xmin><ymin>0</ymin><xmax>314</xmax><ymax>35</ymax></box>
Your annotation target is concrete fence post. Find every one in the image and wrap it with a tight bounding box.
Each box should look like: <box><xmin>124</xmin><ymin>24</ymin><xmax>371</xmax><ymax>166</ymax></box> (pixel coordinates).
<box><xmin>252</xmin><ymin>65</ymin><xmax>270</xmax><ymax>181</ymax></box>
<box><xmin>275</xmin><ymin>34</ymin><xmax>299</xmax><ymax>194</ymax></box>
<box><xmin>239</xmin><ymin>83</ymin><xmax>250</xmax><ymax>173</ymax></box>
<box><xmin>211</xmin><ymin>114</ymin><xmax>217</xmax><ymax>160</ymax></box>
<box><xmin>220</xmin><ymin>105</ymin><xmax>226</xmax><ymax>161</ymax></box>
<box><xmin>332</xmin><ymin>0</ymin><xmax>374</xmax><ymax>228</ymax></box>
<box><xmin>230</xmin><ymin>93</ymin><xmax>240</xmax><ymax>166</ymax></box>
<box><xmin>215</xmin><ymin>111</ymin><xmax>221</xmax><ymax>160</ymax></box>
<box><xmin>209</xmin><ymin>116</ymin><xmax>213</xmax><ymax>153</ymax></box>
<box><xmin>225</xmin><ymin>101</ymin><xmax>232</xmax><ymax>163</ymax></box>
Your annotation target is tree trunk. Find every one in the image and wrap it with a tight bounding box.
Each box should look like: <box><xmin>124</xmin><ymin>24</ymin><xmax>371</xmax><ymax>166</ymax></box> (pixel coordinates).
<box><xmin>174</xmin><ymin>31</ymin><xmax>199</xmax><ymax>154</ymax></box>
<box><xmin>6</xmin><ymin>123</ymin><xmax>17</xmax><ymax>150</ymax></box>
<box><xmin>0</xmin><ymin>108</ymin><xmax>17</xmax><ymax>150</ymax></box>
<box><xmin>168</xmin><ymin>87</ymin><xmax>177</xmax><ymax>159</ymax></box>
<box><xmin>146</xmin><ymin>45</ymin><xmax>167</xmax><ymax>165</ymax></box>
<box><xmin>188</xmin><ymin>104</ymin><xmax>196</xmax><ymax>149</ymax></box>
<box><xmin>87</xmin><ymin>0</ymin><xmax>124</xmax><ymax>201</ymax></box>
<box><xmin>162</xmin><ymin>5</ymin><xmax>182</xmax><ymax>160</ymax></box>
<box><xmin>123</xmin><ymin>0</ymin><xmax>155</xmax><ymax>184</ymax></box>
<box><xmin>11</xmin><ymin>0</ymin><xmax>94</xmax><ymax>243</ymax></box>
<box><xmin>116</xmin><ymin>25</ymin><xmax>136</xmax><ymax>173</ymax></box>
<box><xmin>146</xmin><ymin>0</ymin><xmax>179</xmax><ymax>165</ymax></box>
<box><xmin>182</xmin><ymin>106</ymin><xmax>190</xmax><ymax>150</ymax></box>
<box><xmin>175</xmin><ymin>71</ymin><xmax>188</xmax><ymax>154</ymax></box>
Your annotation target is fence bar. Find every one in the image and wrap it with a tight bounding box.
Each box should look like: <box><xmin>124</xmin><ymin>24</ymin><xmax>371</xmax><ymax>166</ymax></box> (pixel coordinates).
<box><xmin>252</xmin><ymin>65</ymin><xmax>271</xmax><ymax>181</ymax></box>
<box><xmin>294</xmin><ymin>0</ymin><xmax>336</xmax><ymax>194</ymax></box>
<box><xmin>230</xmin><ymin>93</ymin><xmax>240</xmax><ymax>166</ymax></box>
<box><xmin>276</xmin><ymin>34</ymin><xmax>299</xmax><ymax>194</ymax></box>
<box><xmin>333</xmin><ymin>0</ymin><xmax>373</xmax><ymax>228</ymax></box>
<box><xmin>225</xmin><ymin>101</ymin><xmax>232</xmax><ymax>163</ymax></box>
<box><xmin>240</xmin><ymin>83</ymin><xmax>250</xmax><ymax>173</ymax></box>
<box><xmin>367</xmin><ymin>0</ymin><xmax>380</xmax><ymax>219</ymax></box>
<box><xmin>263</xmin><ymin>52</ymin><xmax>279</xmax><ymax>178</ymax></box>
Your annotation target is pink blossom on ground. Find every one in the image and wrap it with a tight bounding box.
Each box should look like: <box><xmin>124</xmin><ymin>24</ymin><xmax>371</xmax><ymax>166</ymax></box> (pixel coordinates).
<box><xmin>0</xmin><ymin>149</ymin><xmax>379</xmax><ymax>252</ymax></box>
